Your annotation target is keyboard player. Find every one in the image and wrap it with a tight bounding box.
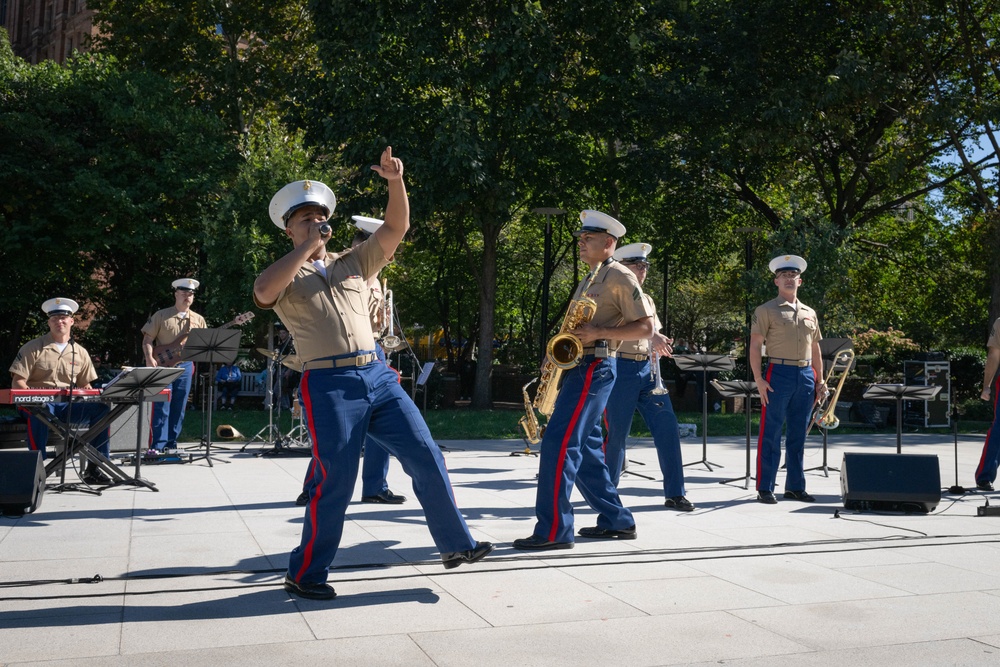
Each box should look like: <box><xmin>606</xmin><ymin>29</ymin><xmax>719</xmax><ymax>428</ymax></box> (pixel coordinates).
<box><xmin>8</xmin><ymin>297</ymin><xmax>112</xmax><ymax>485</ymax></box>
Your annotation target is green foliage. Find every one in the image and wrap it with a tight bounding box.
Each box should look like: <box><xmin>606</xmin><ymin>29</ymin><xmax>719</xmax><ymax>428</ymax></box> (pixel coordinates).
<box><xmin>0</xmin><ymin>38</ymin><xmax>237</xmax><ymax>368</ymax></box>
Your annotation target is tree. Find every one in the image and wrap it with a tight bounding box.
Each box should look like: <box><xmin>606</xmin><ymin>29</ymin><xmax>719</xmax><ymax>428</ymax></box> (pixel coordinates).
<box><xmin>0</xmin><ymin>34</ymin><xmax>237</xmax><ymax>369</ymax></box>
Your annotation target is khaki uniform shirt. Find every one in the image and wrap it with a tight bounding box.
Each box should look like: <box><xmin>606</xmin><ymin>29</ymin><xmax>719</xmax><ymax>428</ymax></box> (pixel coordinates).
<box><xmin>9</xmin><ymin>334</ymin><xmax>97</xmax><ymax>388</ymax></box>
<box><xmin>751</xmin><ymin>297</ymin><xmax>823</xmax><ymax>360</ymax></box>
<box><xmin>988</xmin><ymin>318</ymin><xmax>1000</xmax><ymax>350</ymax></box>
<box><xmin>141</xmin><ymin>307</ymin><xmax>207</xmax><ymax>346</ymax></box>
<box><xmin>254</xmin><ymin>237</ymin><xmax>389</xmax><ymax>362</ymax></box>
<box><xmin>575</xmin><ymin>260</ymin><xmax>654</xmax><ymax>352</ymax></box>
<box><xmin>618</xmin><ymin>293</ymin><xmax>662</xmax><ymax>357</ymax></box>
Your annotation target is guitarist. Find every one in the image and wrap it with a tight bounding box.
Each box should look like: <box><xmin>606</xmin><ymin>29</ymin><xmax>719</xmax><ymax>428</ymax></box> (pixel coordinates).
<box><xmin>141</xmin><ymin>278</ymin><xmax>207</xmax><ymax>455</ymax></box>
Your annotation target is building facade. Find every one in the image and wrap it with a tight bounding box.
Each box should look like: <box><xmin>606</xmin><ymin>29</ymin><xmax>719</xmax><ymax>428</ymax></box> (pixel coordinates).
<box><xmin>1</xmin><ymin>0</ymin><xmax>97</xmax><ymax>64</ymax></box>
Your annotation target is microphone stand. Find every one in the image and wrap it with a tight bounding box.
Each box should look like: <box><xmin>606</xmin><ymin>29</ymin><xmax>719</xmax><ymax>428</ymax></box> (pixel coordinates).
<box><xmin>947</xmin><ymin>404</ymin><xmax>967</xmax><ymax>495</ymax></box>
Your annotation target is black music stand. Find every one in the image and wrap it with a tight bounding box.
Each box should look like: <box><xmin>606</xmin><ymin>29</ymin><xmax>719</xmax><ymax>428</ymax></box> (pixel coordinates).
<box><xmin>712</xmin><ymin>380</ymin><xmax>759</xmax><ymax>489</ymax></box>
<box><xmin>673</xmin><ymin>354</ymin><xmax>735</xmax><ymax>471</ymax></box>
<box><xmin>182</xmin><ymin>328</ymin><xmax>240</xmax><ymax>466</ymax></box>
<box><xmin>100</xmin><ymin>366</ymin><xmax>184</xmax><ymax>490</ymax></box>
<box><xmin>806</xmin><ymin>338</ymin><xmax>854</xmax><ymax>476</ymax></box>
<box><xmin>863</xmin><ymin>383</ymin><xmax>941</xmax><ymax>454</ymax></box>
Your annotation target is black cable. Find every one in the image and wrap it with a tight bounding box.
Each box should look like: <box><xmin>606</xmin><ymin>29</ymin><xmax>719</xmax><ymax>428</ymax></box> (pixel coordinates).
<box><xmin>3</xmin><ymin>531</ymin><xmax>1000</xmax><ymax>601</ymax></box>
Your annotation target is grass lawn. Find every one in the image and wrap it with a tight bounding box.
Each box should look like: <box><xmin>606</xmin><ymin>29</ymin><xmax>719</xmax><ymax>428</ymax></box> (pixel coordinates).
<box><xmin>183</xmin><ymin>401</ymin><xmax>993</xmax><ymax>443</ymax></box>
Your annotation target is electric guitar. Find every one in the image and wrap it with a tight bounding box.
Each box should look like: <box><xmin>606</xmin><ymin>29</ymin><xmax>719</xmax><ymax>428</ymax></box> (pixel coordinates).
<box><xmin>152</xmin><ymin>311</ymin><xmax>255</xmax><ymax>366</ymax></box>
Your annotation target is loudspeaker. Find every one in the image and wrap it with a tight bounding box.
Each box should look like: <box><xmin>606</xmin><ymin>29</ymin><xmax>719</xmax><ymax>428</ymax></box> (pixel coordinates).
<box><xmin>0</xmin><ymin>450</ymin><xmax>46</xmax><ymax>517</ymax></box>
<box><xmin>841</xmin><ymin>452</ymin><xmax>941</xmax><ymax>513</ymax></box>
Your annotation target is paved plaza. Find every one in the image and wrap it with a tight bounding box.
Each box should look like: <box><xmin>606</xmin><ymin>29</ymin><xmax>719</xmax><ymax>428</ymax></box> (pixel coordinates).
<box><xmin>2</xmin><ymin>431</ymin><xmax>1000</xmax><ymax>666</ymax></box>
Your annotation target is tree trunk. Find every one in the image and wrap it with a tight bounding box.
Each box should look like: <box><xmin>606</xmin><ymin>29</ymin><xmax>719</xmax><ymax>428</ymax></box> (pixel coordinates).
<box><xmin>472</xmin><ymin>225</ymin><xmax>499</xmax><ymax>408</ymax></box>
<box><xmin>989</xmin><ymin>210</ymin><xmax>1000</xmax><ymax>327</ymax></box>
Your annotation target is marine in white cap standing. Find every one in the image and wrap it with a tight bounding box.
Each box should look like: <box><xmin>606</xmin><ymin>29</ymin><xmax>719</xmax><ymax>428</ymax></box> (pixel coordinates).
<box><xmin>514</xmin><ymin>210</ymin><xmax>655</xmax><ymax>551</ymax></box>
<box><xmin>294</xmin><ymin>215</ymin><xmax>408</xmax><ymax>507</ymax></box>
<box><xmin>8</xmin><ymin>298</ymin><xmax>113</xmax><ymax>485</ymax></box>
<box><xmin>750</xmin><ymin>254</ymin><xmax>825</xmax><ymax>504</ymax></box>
<box><xmin>141</xmin><ymin>278</ymin><xmax>207</xmax><ymax>454</ymax></box>
<box><xmin>254</xmin><ymin>148</ymin><xmax>492</xmax><ymax>601</ymax></box>
<box><xmin>603</xmin><ymin>242</ymin><xmax>694</xmax><ymax>511</ymax></box>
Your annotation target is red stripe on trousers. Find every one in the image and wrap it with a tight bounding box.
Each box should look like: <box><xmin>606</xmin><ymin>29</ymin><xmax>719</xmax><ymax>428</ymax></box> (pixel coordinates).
<box><xmin>549</xmin><ymin>360</ymin><xmax>599</xmax><ymax>543</ymax></box>
<box><xmin>294</xmin><ymin>370</ymin><xmax>327</xmax><ymax>582</ymax></box>
<box><xmin>755</xmin><ymin>364</ymin><xmax>774</xmax><ymax>487</ymax></box>
<box><xmin>976</xmin><ymin>374</ymin><xmax>1000</xmax><ymax>480</ymax></box>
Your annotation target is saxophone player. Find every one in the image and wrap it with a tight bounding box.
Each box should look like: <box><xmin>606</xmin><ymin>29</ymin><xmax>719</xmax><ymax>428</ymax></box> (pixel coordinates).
<box><xmin>514</xmin><ymin>211</ymin><xmax>655</xmax><ymax>551</ymax></box>
<box><xmin>603</xmin><ymin>243</ymin><xmax>694</xmax><ymax>512</ymax></box>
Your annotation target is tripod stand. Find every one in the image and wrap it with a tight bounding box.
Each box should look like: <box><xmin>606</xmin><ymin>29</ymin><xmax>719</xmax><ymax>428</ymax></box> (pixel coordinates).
<box><xmin>100</xmin><ymin>366</ymin><xmax>184</xmax><ymax>490</ymax></box>
<box><xmin>182</xmin><ymin>327</ymin><xmax>241</xmax><ymax>466</ymax></box>
<box><xmin>673</xmin><ymin>354</ymin><xmax>735</xmax><ymax>471</ymax></box>
<box><xmin>862</xmin><ymin>383</ymin><xmax>941</xmax><ymax>454</ymax></box>
<box><xmin>712</xmin><ymin>380</ymin><xmax>759</xmax><ymax>489</ymax></box>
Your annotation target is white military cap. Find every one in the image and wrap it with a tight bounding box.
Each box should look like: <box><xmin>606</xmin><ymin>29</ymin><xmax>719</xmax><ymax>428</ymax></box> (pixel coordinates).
<box><xmin>574</xmin><ymin>210</ymin><xmax>626</xmax><ymax>239</ymax></box>
<box><xmin>41</xmin><ymin>297</ymin><xmax>79</xmax><ymax>317</ymax></box>
<box><xmin>613</xmin><ymin>242</ymin><xmax>652</xmax><ymax>263</ymax></box>
<box><xmin>351</xmin><ymin>215</ymin><xmax>384</xmax><ymax>236</ymax></box>
<box><xmin>172</xmin><ymin>278</ymin><xmax>200</xmax><ymax>291</ymax></box>
<box><xmin>268</xmin><ymin>179</ymin><xmax>337</xmax><ymax>230</ymax></box>
<box><xmin>768</xmin><ymin>254</ymin><xmax>807</xmax><ymax>274</ymax></box>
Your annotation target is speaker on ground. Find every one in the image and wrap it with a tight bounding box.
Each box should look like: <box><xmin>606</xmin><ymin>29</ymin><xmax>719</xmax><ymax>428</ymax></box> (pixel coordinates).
<box><xmin>841</xmin><ymin>452</ymin><xmax>941</xmax><ymax>513</ymax></box>
<box><xmin>0</xmin><ymin>450</ymin><xmax>45</xmax><ymax>517</ymax></box>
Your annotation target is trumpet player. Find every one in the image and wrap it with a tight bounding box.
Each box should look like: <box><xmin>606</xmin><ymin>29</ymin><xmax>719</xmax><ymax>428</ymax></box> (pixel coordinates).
<box><xmin>750</xmin><ymin>254</ymin><xmax>825</xmax><ymax>505</ymax></box>
<box><xmin>294</xmin><ymin>216</ymin><xmax>408</xmax><ymax>507</ymax></box>
<box><xmin>514</xmin><ymin>211</ymin><xmax>654</xmax><ymax>551</ymax></box>
<box><xmin>603</xmin><ymin>243</ymin><xmax>694</xmax><ymax>512</ymax></box>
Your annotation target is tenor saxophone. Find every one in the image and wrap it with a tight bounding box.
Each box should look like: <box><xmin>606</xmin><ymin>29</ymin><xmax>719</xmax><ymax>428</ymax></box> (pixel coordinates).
<box><xmin>518</xmin><ymin>269</ymin><xmax>603</xmax><ymax>445</ymax></box>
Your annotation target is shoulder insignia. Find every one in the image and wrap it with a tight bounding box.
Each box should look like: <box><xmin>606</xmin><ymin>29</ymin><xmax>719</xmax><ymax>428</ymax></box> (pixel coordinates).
<box><xmin>632</xmin><ymin>286</ymin><xmax>641</xmax><ymax>301</ymax></box>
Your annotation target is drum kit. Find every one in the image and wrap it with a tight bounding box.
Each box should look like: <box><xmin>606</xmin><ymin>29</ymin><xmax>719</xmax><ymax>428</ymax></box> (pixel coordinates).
<box><xmin>240</xmin><ymin>345</ymin><xmax>310</xmax><ymax>456</ymax></box>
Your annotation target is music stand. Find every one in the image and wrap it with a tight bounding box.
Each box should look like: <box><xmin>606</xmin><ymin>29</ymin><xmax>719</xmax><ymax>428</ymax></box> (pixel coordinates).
<box><xmin>806</xmin><ymin>338</ymin><xmax>854</xmax><ymax>476</ymax></box>
<box><xmin>673</xmin><ymin>354</ymin><xmax>735</xmax><ymax>471</ymax></box>
<box><xmin>712</xmin><ymin>380</ymin><xmax>759</xmax><ymax>489</ymax></box>
<box><xmin>863</xmin><ymin>384</ymin><xmax>941</xmax><ymax>454</ymax></box>
<box><xmin>182</xmin><ymin>328</ymin><xmax>240</xmax><ymax>466</ymax></box>
<box><xmin>100</xmin><ymin>366</ymin><xmax>184</xmax><ymax>490</ymax></box>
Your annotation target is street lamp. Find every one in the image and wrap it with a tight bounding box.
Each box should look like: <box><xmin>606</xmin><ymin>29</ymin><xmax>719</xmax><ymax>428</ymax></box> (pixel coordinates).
<box><xmin>533</xmin><ymin>207</ymin><xmax>565</xmax><ymax>361</ymax></box>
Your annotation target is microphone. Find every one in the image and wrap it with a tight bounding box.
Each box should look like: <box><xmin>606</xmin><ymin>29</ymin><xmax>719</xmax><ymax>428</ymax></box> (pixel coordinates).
<box><xmin>319</xmin><ymin>223</ymin><xmax>332</xmax><ymax>237</ymax></box>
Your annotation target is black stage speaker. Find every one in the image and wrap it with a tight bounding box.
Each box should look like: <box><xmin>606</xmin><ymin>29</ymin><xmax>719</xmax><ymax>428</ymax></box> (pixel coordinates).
<box><xmin>841</xmin><ymin>452</ymin><xmax>941</xmax><ymax>513</ymax></box>
<box><xmin>0</xmin><ymin>450</ymin><xmax>46</xmax><ymax>517</ymax></box>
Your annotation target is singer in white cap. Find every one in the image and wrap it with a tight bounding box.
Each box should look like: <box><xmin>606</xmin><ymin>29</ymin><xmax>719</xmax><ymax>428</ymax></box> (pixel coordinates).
<box><xmin>9</xmin><ymin>298</ymin><xmax>113</xmax><ymax>485</ymax></box>
<box><xmin>141</xmin><ymin>278</ymin><xmax>207</xmax><ymax>454</ymax></box>
<box><xmin>603</xmin><ymin>242</ymin><xmax>694</xmax><ymax>511</ymax></box>
<box><xmin>255</xmin><ymin>148</ymin><xmax>492</xmax><ymax>601</ymax></box>
<box><xmin>514</xmin><ymin>210</ymin><xmax>655</xmax><ymax>551</ymax></box>
<box><xmin>750</xmin><ymin>254</ymin><xmax>825</xmax><ymax>504</ymax></box>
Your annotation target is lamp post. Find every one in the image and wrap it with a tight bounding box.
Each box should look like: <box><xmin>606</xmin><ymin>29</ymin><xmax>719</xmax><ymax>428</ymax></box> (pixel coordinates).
<box><xmin>533</xmin><ymin>207</ymin><xmax>565</xmax><ymax>362</ymax></box>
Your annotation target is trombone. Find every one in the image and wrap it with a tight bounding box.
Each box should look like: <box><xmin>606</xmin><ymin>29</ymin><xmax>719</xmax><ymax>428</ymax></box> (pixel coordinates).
<box><xmin>809</xmin><ymin>347</ymin><xmax>855</xmax><ymax>433</ymax></box>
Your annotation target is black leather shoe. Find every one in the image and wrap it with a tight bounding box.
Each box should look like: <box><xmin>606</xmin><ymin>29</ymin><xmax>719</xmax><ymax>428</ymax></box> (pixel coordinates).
<box><xmin>664</xmin><ymin>496</ymin><xmax>695</xmax><ymax>512</ymax></box>
<box><xmin>295</xmin><ymin>491</ymin><xmax>309</xmax><ymax>506</ymax></box>
<box><xmin>578</xmin><ymin>525</ymin><xmax>637</xmax><ymax>540</ymax></box>
<box><xmin>512</xmin><ymin>535</ymin><xmax>574</xmax><ymax>551</ymax></box>
<box><xmin>783</xmin><ymin>490</ymin><xmax>816</xmax><ymax>502</ymax></box>
<box><xmin>757</xmin><ymin>491</ymin><xmax>778</xmax><ymax>504</ymax></box>
<box><xmin>977</xmin><ymin>481</ymin><xmax>994</xmax><ymax>492</ymax></box>
<box><xmin>283</xmin><ymin>575</ymin><xmax>336</xmax><ymax>600</ymax></box>
<box><xmin>361</xmin><ymin>490</ymin><xmax>407</xmax><ymax>504</ymax></box>
<box><xmin>441</xmin><ymin>541</ymin><xmax>495</xmax><ymax>569</ymax></box>
<box><xmin>83</xmin><ymin>468</ymin><xmax>112</xmax><ymax>486</ymax></box>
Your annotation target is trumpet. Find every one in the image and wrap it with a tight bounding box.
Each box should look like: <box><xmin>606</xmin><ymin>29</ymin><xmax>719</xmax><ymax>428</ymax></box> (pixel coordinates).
<box><xmin>381</xmin><ymin>279</ymin><xmax>403</xmax><ymax>350</ymax></box>
<box><xmin>810</xmin><ymin>348</ymin><xmax>854</xmax><ymax>431</ymax></box>
<box><xmin>650</xmin><ymin>342</ymin><xmax>668</xmax><ymax>395</ymax></box>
